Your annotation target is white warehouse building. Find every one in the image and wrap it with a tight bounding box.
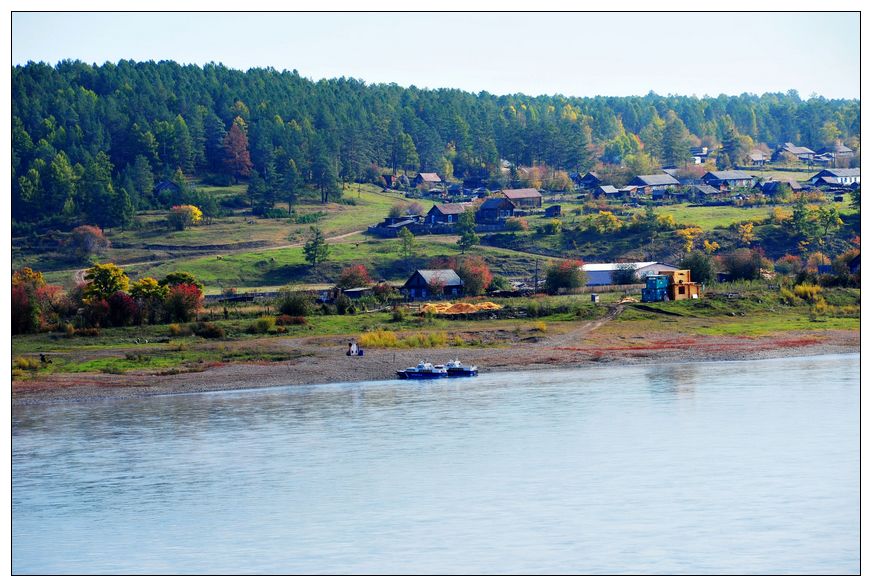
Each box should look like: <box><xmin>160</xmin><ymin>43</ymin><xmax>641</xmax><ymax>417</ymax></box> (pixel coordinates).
<box><xmin>581</xmin><ymin>262</ymin><xmax>679</xmax><ymax>286</ymax></box>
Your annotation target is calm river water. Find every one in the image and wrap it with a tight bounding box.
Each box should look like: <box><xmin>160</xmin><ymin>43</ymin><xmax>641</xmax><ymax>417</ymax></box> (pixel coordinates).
<box><xmin>12</xmin><ymin>354</ymin><xmax>859</xmax><ymax>575</ymax></box>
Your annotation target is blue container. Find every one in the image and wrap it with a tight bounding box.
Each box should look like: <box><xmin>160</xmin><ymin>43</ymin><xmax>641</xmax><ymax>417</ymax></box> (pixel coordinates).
<box><xmin>641</xmin><ymin>275</ymin><xmax>670</xmax><ymax>302</ymax></box>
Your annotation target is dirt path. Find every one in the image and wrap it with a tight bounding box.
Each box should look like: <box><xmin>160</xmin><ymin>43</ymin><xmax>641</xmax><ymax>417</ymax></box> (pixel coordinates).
<box><xmin>547</xmin><ymin>303</ymin><xmax>627</xmax><ymax>348</ymax></box>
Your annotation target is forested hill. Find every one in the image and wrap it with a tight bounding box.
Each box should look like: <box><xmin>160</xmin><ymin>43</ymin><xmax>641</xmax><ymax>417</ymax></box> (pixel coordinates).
<box><xmin>12</xmin><ymin>59</ymin><xmax>860</xmax><ymax>228</ymax></box>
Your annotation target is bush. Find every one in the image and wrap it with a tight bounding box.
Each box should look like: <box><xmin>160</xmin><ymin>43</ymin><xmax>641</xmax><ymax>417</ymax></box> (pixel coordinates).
<box><xmin>391</xmin><ymin>307</ymin><xmax>406</xmax><ymax>322</ymax></box>
<box><xmin>13</xmin><ymin>357</ymin><xmax>40</xmax><ymax>371</ymax></box>
<box><xmin>718</xmin><ymin>248</ymin><xmax>764</xmax><ymax>282</ymax></box>
<box><xmin>69</xmin><ymin>225</ymin><xmax>110</xmax><ymax>260</ymax></box>
<box><xmin>248</xmin><ymin>316</ymin><xmax>276</xmax><ymax>334</ymax></box>
<box><xmin>335</xmin><ymin>294</ymin><xmax>354</xmax><ymax>315</ymax></box>
<box><xmin>167</xmin><ymin>205</ymin><xmax>204</xmax><ymax>230</ymax></box>
<box><xmin>168</xmin><ymin>323</ymin><xmax>192</xmax><ymax>337</ymax></box>
<box><xmin>545</xmin><ymin>259</ymin><xmax>585</xmax><ymax>294</ymax></box>
<box><xmin>532</xmin><ymin>321</ymin><xmax>548</xmax><ymax>332</ymax></box>
<box><xmin>163</xmin><ymin>284</ymin><xmax>203</xmax><ymax>323</ymax></box>
<box><xmin>192</xmin><ymin>322</ymin><xmax>225</xmax><ymax>339</ymax></box>
<box><xmin>680</xmin><ymin>251</ymin><xmax>715</xmax><ymax>284</ymax></box>
<box><xmin>108</xmin><ymin>291</ymin><xmax>139</xmax><ymax>327</ymax></box>
<box><xmin>504</xmin><ymin>217</ymin><xmax>529</xmax><ymax>232</ymax></box>
<box><xmin>277</xmin><ymin>288</ymin><xmax>312</xmax><ymax>316</ymax></box>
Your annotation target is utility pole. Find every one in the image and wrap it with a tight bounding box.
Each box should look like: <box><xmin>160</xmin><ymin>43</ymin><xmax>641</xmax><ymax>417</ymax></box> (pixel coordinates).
<box><xmin>534</xmin><ymin>258</ymin><xmax>539</xmax><ymax>294</ymax></box>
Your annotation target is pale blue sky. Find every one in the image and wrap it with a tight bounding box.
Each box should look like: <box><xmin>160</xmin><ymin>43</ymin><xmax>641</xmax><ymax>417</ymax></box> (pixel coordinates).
<box><xmin>12</xmin><ymin>12</ymin><xmax>860</xmax><ymax>99</ymax></box>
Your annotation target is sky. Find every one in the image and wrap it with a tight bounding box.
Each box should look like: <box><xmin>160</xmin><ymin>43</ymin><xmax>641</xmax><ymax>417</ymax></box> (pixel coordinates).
<box><xmin>11</xmin><ymin>11</ymin><xmax>861</xmax><ymax>99</ymax></box>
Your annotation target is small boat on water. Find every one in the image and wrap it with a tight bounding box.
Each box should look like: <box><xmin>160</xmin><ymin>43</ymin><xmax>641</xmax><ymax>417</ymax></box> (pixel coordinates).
<box><xmin>396</xmin><ymin>361</ymin><xmax>448</xmax><ymax>379</ymax></box>
<box><xmin>443</xmin><ymin>359</ymin><xmax>478</xmax><ymax>377</ymax></box>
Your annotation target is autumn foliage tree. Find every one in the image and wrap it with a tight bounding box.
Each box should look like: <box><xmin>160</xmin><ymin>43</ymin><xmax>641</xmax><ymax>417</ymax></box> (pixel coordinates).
<box><xmin>545</xmin><ymin>259</ymin><xmax>586</xmax><ymax>294</ymax></box>
<box><xmin>336</xmin><ymin>265</ymin><xmax>372</xmax><ymax>290</ymax></box>
<box><xmin>456</xmin><ymin>256</ymin><xmax>493</xmax><ymax>295</ymax></box>
<box><xmin>222</xmin><ymin>116</ymin><xmax>253</xmax><ymax>182</ymax></box>
<box><xmin>69</xmin><ymin>225</ymin><xmax>110</xmax><ymax>260</ymax></box>
<box><xmin>167</xmin><ymin>204</ymin><xmax>203</xmax><ymax>230</ymax></box>
<box><xmin>84</xmin><ymin>263</ymin><xmax>129</xmax><ymax>301</ymax></box>
<box><xmin>163</xmin><ymin>283</ymin><xmax>203</xmax><ymax>323</ymax></box>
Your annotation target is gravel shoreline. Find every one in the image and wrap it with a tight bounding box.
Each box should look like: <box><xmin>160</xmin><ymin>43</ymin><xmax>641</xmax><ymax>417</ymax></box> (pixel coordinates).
<box><xmin>12</xmin><ymin>328</ymin><xmax>859</xmax><ymax>405</ymax></box>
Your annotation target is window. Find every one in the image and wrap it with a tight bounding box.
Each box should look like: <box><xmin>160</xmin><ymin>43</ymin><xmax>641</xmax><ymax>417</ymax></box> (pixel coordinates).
<box><xmin>679</xmin><ymin>286</ymin><xmax>685</xmax><ymax>295</ymax></box>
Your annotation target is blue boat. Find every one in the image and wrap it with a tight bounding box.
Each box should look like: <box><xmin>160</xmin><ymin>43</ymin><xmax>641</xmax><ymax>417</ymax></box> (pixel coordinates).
<box><xmin>396</xmin><ymin>361</ymin><xmax>448</xmax><ymax>379</ymax></box>
<box><xmin>443</xmin><ymin>359</ymin><xmax>478</xmax><ymax>377</ymax></box>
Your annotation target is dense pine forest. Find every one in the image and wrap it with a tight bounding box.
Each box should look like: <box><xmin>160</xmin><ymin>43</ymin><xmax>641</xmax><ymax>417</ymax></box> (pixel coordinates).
<box><xmin>12</xmin><ymin>60</ymin><xmax>860</xmax><ymax>232</ymax></box>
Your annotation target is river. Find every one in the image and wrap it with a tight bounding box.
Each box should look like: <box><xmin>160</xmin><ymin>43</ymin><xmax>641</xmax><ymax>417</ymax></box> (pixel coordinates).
<box><xmin>12</xmin><ymin>354</ymin><xmax>859</xmax><ymax>574</ymax></box>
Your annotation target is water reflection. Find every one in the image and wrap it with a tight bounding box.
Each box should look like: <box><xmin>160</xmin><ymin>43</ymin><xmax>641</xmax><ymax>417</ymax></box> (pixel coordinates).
<box><xmin>645</xmin><ymin>363</ymin><xmax>699</xmax><ymax>396</ymax></box>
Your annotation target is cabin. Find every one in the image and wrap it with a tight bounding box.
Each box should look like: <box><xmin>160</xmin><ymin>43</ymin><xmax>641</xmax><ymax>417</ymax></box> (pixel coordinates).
<box><xmin>576</xmin><ymin>171</ymin><xmax>602</xmax><ymax>189</ymax></box>
<box><xmin>689</xmin><ymin>184</ymin><xmax>722</xmax><ymax>199</ymax></box>
<box><xmin>153</xmin><ymin>179</ymin><xmax>182</xmax><ymax>199</ymax></box>
<box><xmin>593</xmin><ymin>185</ymin><xmax>619</xmax><ymax>197</ymax></box>
<box><xmin>412</xmin><ymin>172</ymin><xmax>442</xmax><ymax>187</ymax></box>
<box><xmin>581</xmin><ymin>262</ymin><xmax>680</xmax><ymax>286</ymax></box>
<box><xmin>626</xmin><ymin>174</ymin><xmax>680</xmax><ymax>194</ymax></box>
<box><xmin>498</xmin><ymin>188</ymin><xmax>543</xmax><ymax>209</ymax></box>
<box><xmin>701</xmin><ymin>170</ymin><xmax>754</xmax><ymax>189</ymax></box>
<box><xmin>809</xmin><ymin>168</ymin><xmax>861</xmax><ymax>186</ymax></box>
<box><xmin>758</xmin><ymin>180</ymin><xmax>801</xmax><ymax>196</ymax></box>
<box><xmin>475</xmin><ymin>197</ymin><xmax>515</xmax><ymax>223</ymax></box>
<box><xmin>773</xmin><ymin>142</ymin><xmax>816</xmax><ymax>162</ymax></box>
<box><xmin>816</xmin><ymin>144</ymin><xmax>854</xmax><ymax>165</ymax></box>
<box><xmin>748</xmin><ymin>150</ymin><xmax>770</xmax><ymax>167</ymax></box>
<box><xmin>544</xmin><ymin>205</ymin><xmax>562</xmax><ymax>218</ymax></box>
<box><xmin>401</xmin><ymin>269</ymin><xmax>463</xmax><ymax>301</ymax></box>
<box><xmin>425</xmin><ymin>203</ymin><xmax>470</xmax><ymax>225</ymax></box>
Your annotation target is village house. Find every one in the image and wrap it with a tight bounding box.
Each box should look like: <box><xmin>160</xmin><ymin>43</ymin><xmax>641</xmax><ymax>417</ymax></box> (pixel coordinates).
<box><xmin>475</xmin><ymin>197</ymin><xmax>515</xmax><ymax>223</ymax></box>
<box><xmin>816</xmin><ymin>144</ymin><xmax>854</xmax><ymax>166</ymax></box>
<box><xmin>153</xmin><ymin>179</ymin><xmax>182</xmax><ymax>199</ymax></box>
<box><xmin>689</xmin><ymin>146</ymin><xmax>709</xmax><ymax>164</ymax></box>
<box><xmin>498</xmin><ymin>188</ymin><xmax>543</xmax><ymax>209</ymax></box>
<box><xmin>581</xmin><ymin>262</ymin><xmax>680</xmax><ymax>286</ymax></box>
<box><xmin>401</xmin><ymin>269</ymin><xmax>464</xmax><ymax>301</ymax></box>
<box><xmin>773</xmin><ymin>142</ymin><xmax>816</xmax><ymax>162</ymax></box>
<box><xmin>576</xmin><ymin>171</ymin><xmax>602</xmax><ymax>189</ymax></box>
<box><xmin>809</xmin><ymin>168</ymin><xmax>861</xmax><ymax>186</ymax></box>
<box><xmin>748</xmin><ymin>150</ymin><xmax>770</xmax><ymax>167</ymax></box>
<box><xmin>412</xmin><ymin>172</ymin><xmax>442</xmax><ymax>188</ymax></box>
<box><xmin>424</xmin><ymin>202</ymin><xmax>470</xmax><ymax>225</ymax></box>
<box><xmin>701</xmin><ymin>170</ymin><xmax>755</xmax><ymax>190</ymax></box>
<box><xmin>626</xmin><ymin>174</ymin><xmax>680</xmax><ymax>194</ymax></box>
<box><xmin>758</xmin><ymin>179</ymin><xmax>801</xmax><ymax>196</ymax></box>
<box><xmin>593</xmin><ymin>184</ymin><xmax>619</xmax><ymax>197</ymax></box>
<box><xmin>688</xmin><ymin>184</ymin><xmax>722</xmax><ymax>199</ymax></box>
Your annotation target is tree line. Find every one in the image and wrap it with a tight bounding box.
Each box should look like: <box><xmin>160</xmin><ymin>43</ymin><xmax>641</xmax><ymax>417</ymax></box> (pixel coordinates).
<box><xmin>13</xmin><ymin>59</ymin><xmax>860</xmax><ymax>229</ymax></box>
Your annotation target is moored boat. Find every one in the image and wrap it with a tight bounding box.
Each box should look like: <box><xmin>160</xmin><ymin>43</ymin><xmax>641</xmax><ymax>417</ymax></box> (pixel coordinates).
<box><xmin>396</xmin><ymin>361</ymin><xmax>448</xmax><ymax>379</ymax></box>
<box><xmin>444</xmin><ymin>359</ymin><xmax>478</xmax><ymax>377</ymax></box>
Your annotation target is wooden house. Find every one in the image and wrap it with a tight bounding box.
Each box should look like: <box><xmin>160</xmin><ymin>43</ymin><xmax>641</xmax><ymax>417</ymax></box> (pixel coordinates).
<box><xmin>425</xmin><ymin>203</ymin><xmax>470</xmax><ymax>225</ymax></box>
<box><xmin>498</xmin><ymin>188</ymin><xmax>543</xmax><ymax>209</ymax></box>
<box><xmin>593</xmin><ymin>185</ymin><xmax>619</xmax><ymax>197</ymax></box>
<box><xmin>475</xmin><ymin>197</ymin><xmax>515</xmax><ymax>223</ymax></box>
<box><xmin>758</xmin><ymin>180</ymin><xmax>801</xmax><ymax>196</ymax></box>
<box><xmin>809</xmin><ymin>168</ymin><xmax>860</xmax><ymax>186</ymax></box>
<box><xmin>626</xmin><ymin>174</ymin><xmax>680</xmax><ymax>194</ymax></box>
<box><xmin>701</xmin><ymin>170</ymin><xmax>754</xmax><ymax>189</ymax></box>
<box><xmin>576</xmin><ymin>171</ymin><xmax>602</xmax><ymax>189</ymax></box>
<box><xmin>773</xmin><ymin>142</ymin><xmax>816</xmax><ymax>162</ymax></box>
<box><xmin>401</xmin><ymin>269</ymin><xmax>463</xmax><ymax>301</ymax></box>
<box><xmin>748</xmin><ymin>150</ymin><xmax>770</xmax><ymax>167</ymax></box>
<box><xmin>412</xmin><ymin>172</ymin><xmax>442</xmax><ymax>187</ymax></box>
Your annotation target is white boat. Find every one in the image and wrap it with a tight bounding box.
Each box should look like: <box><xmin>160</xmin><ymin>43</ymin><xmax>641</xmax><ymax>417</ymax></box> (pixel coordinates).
<box><xmin>396</xmin><ymin>361</ymin><xmax>448</xmax><ymax>379</ymax></box>
<box><xmin>443</xmin><ymin>359</ymin><xmax>478</xmax><ymax>377</ymax></box>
